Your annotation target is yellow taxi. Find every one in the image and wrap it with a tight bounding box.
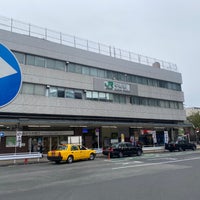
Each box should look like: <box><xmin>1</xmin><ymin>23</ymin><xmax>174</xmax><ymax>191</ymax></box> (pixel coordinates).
<box><xmin>47</xmin><ymin>144</ymin><xmax>96</xmax><ymax>164</ymax></box>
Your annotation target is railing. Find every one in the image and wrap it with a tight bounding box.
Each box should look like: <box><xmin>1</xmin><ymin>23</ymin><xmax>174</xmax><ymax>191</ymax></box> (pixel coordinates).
<box><xmin>0</xmin><ymin>15</ymin><xmax>177</xmax><ymax>72</ymax></box>
<box><xmin>0</xmin><ymin>152</ymin><xmax>42</xmax><ymax>161</ymax></box>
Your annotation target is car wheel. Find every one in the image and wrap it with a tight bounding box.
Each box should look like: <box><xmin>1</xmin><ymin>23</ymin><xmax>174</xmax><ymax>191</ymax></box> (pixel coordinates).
<box><xmin>192</xmin><ymin>146</ymin><xmax>196</xmax><ymax>151</ymax></box>
<box><xmin>67</xmin><ymin>156</ymin><xmax>73</xmax><ymax>164</ymax></box>
<box><xmin>119</xmin><ymin>152</ymin><xmax>123</xmax><ymax>158</ymax></box>
<box><xmin>89</xmin><ymin>153</ymin><xmax>95</xmax><ymax>160</ymax></box>
<box><xmin>137</xmin><ymin>149</ymin><xmax>142</xmax><ymax>156</ymax></box>
<box><xmin>55</xmin><ymin>161</ymin><xmax>60</xmax><ymax>164</ymax></box>
<box><xmin>178</xmin><ymin>147</ymin><xmax>183</xmax><ymax>151</ymax></box>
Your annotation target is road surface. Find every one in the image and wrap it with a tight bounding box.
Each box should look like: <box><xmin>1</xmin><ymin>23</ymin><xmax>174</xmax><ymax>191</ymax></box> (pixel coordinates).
<box><xmin>0</xmin><ymin>151</ymin><xmax>200</xmax><ymax>200</ymax></box>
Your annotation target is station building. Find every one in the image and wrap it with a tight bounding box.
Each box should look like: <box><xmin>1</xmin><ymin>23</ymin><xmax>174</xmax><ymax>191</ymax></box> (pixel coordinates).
<box><xmin>0</xmin><ymin>17</ymin><xmax>187</xmax><ymax>153</ymax></box>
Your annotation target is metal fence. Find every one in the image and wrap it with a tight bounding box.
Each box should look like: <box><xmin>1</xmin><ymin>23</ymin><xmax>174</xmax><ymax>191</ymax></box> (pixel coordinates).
<box><xmin>0</xmin><ymin>152</ymin><xmax>42</xmax><ymax>161</ymax></box>
<box><xmin>0</xmin><ymin>15</ymin><xmax>177</xmax><ymax>72</ymax></box>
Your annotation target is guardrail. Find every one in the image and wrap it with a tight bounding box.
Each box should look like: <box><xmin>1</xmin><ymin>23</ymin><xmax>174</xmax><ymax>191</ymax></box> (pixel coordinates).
<box><xmin>0</xmin><ymin>15</ymin><xmax>178</xmax><ymax>72</ymax></box>
<box><xmin>0</xmin><ymin>152</ymin><xmax>42</xmax><ymax>162</ymax></box>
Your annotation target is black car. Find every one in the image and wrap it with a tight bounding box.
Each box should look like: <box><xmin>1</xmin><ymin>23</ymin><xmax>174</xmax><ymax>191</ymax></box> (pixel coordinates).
<box><xmin>165</xmin><ymin>140</ymin><xmax>197</xmax><ymax>152</ymax></box>
<box><xmin>102</xmin><ymin>142</ymin><xmax>143</xmax><ymax>158</ymax></box>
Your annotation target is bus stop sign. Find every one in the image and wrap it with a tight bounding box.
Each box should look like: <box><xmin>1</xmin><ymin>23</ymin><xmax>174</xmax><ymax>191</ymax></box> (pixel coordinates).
<box><xmin>0</xmin><ymin>43</ymin><xmax>22</xmax><ymax>107</ymax></box>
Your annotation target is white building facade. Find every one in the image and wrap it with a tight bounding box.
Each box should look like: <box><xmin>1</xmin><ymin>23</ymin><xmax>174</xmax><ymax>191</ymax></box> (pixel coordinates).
<box><xmin>0</xmin><ymin>17</ymin><xmax>187</xmax><ymax>153</ymax></box>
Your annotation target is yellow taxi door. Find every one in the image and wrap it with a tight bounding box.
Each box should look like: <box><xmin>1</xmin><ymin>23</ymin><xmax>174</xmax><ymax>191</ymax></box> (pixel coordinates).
<box><xmin>70</xmin><ymin>145</ymin><xmax>80</xmax><ymax>161</ymax></box>
<box><xmin>79</xmin><ymin>146</ymin><xmax>89</xmax><ymax>159</ymax></box>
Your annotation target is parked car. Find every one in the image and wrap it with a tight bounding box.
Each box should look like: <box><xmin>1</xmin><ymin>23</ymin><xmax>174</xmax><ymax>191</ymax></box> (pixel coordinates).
<box><xmin>102</xmin><ymin>142</ymin><xmax>143</xmax><ymax>158</ymax></box>
<box><xmin>47</xmin><ymin>144</ymin><xmax>96</xmax><ymax>164</ymax></box>
<box><xmin>165</xmin><ymin>140</ymin><xmax>197</xmax><ymax>152</ymax></box>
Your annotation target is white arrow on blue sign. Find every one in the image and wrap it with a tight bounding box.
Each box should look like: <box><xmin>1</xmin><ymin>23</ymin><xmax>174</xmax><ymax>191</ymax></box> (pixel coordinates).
<box><xmin>0</xmin><ymin>132</ymin><xmax>4</xmax><ymax>137</ymax></box>
<box><xmin>0</xmin><ymin>44</ymin><xmax>22</xmax><ymax>107</ymax></box>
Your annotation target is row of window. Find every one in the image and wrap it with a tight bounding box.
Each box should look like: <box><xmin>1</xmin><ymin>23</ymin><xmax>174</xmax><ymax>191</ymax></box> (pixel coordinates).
<box><xmin>49</xmin><ymin>87</ymin><xmax>83</xmax><ymax>99</ymax></box>
<box><xmin>20</xmin><ymin>82</ymin><xmax>183</xmax><ymax>109</ymax></box>
<box><xmin>86</xmin><ymin>91</ymin><xmax>126</xmax><ymax>104</ymax></box>
<box><xmin>130</xmin><ymin>96</ymin><xmax>183</xmax><ymax>109</ymax></box>
<box><xmin>20</xmin><ymin>83</ymin><xmax>126</xmax><ymax>103</ymax></box>
<box><xmin>13</xmin><ymin>51</ymin><xmax>181</xmax><ymax>91</ymax></box>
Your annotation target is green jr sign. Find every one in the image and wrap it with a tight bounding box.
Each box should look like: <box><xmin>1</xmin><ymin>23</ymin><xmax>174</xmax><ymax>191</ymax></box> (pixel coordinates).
<box><xmin>104</xmin><ymin>81</ymin><xmax>130</xmax><ymax>92</ymax></box>
<box><xmin>104</xmin><ymin>81</ymin><xmax>114</xmax><ymax>90</ymax></box>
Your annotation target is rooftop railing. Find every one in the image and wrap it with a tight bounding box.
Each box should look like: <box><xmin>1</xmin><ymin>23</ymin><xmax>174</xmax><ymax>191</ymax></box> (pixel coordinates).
<box><xmin>0</xmin><ymin>16</ymin><xmax>178</xmax><ymax>72</ymax></box>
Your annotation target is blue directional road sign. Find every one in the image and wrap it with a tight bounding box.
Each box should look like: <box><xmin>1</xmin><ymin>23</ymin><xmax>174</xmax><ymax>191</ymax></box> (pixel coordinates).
<box><xmin>0</xmin><ymin>132</ymin><xmax>4</xmax><ymax>137</ymax></box>
<box><xmin>0</xmin><ymin>44</ymin><xmax>22</xmax><ymax>107</ymax></box>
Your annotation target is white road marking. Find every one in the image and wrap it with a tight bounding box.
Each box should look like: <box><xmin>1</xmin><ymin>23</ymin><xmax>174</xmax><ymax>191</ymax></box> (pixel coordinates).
<box><xmin>148</xmin><ymin>157</ymin><xmax>177</xmax><ymax>161</ymax></box>
<box><xmin>112</xmin><ymin>156</ymin><xmax>200</xmax><ymax>170</ymax></box>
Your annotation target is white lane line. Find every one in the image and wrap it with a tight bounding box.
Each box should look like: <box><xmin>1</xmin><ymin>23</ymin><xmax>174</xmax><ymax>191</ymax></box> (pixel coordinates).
<box><xmin>148</xmin><ymin>157</ymin><xmax>177</xmax><ymax>161</ymax></box>
<box><xmin>112</xmin><ymin>156</ymin><xmax>200</xmax><ymax>170</ymax></box>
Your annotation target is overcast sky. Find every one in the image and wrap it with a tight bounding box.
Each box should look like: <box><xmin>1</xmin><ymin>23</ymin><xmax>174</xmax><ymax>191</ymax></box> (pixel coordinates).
<box><xmin>0</xmin><ymin>0</ymin><xmax>199</xmax><ymax>107</ymax></box>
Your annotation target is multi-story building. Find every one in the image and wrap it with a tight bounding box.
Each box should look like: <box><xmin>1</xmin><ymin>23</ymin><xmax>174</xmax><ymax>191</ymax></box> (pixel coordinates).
<box><xmin>185</xmin><ymin>107</ymin><xmax>200</xmax><ymax>117</ymax></box>
<box><xmin>0</xmin><ymin>17</ymin><xmax>187</xmax><ymax>153</ymax></box>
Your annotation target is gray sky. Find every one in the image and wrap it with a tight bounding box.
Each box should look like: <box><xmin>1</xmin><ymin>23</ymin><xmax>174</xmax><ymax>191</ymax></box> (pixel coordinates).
<box><xmin>0</xmin><ymin>0</ymin><xmax>199</xmax><ymax>107</ymax></box>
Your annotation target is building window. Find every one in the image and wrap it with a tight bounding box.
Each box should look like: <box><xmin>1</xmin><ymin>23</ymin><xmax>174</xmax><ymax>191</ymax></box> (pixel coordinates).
<box><xmin>99</xmin><ymin>92</ymin><xmax>106</xmax><ymax>101</ymax></box>
<box><xmin>74</xmin><ymin>90</ymin><xmax>82</xmax><ymax>99</ymax></box>
<box><xmin>113</xmin><ymin>94</ymin><xmax>126</xmax><ymax>104</ymax></box>
<box><xmin>98</xmin><ymin>69</ymin><xmax>106</xmax><ymax>78</ymax></box>
<box><xmin>69</xmin><ymin>63</ymin><xmax>82</xmax><ymax>74</ymax></box>
<box><xmin>35</xmin><ymin>56</ymin><xmax>45</xmax><ymax>67</ymax></box>
<box><xmin>90</xmin><ymin>68</ymin><xmax>98</xmax><ymax>76</ymax></box>
<box><xmin>92</xmin><ymin>92</ymin><xmax>98</xmax><ymax>100</ymax></box>
<box><xmin>46</xmin><ymin>58</ymin><xmax>56</xmax><ymax>69</ymax></box>
<box><xmin>82</xmin><ymin>66</ymin><xmax>90</xmax><ymax>75</ymax></box>
<box><xmin>130</xmin><ymin>96</ymin><xmax>183</xmax><ymax>109</ymax></box>
<box><xmin>13</xmin><ymin>51</ymin><xmax>25</xmax><ymax>64</ymax></box>
<box><xmin>34</xmin><ymin>85</ymin><xmax>45</xmax><ymax>96</ymax></box>
<box><xmin>55</xmin><ymin>60</ymin><xmax>65</xmax><ymax>71</ymax></box>
<box><xmin>49</xmin><ymin>87</ymin><xmax>57</xmax><ymax>97</ymax></box>
<box><xmin>65</xmin><ymin>89</ymin><xmax>75</xmax><ymax>98</ymax></box>
<box><xmin>117</xmin><ymin>73</ymin><xmax>126</xmax><ymax>81</ymax></box>
<box><xmin>27</xmin><ymin>55</ymin><xmax>35</xmax><ymax>66</ymax></box>
<box><xmin>57</xmin><ymin>88</ymin><xmax>65</xmax><ymax>98</ymax></box>
<box><xmin>86</xmin><ymin>91</ymin><xmax>92</xmax><ymax>99</ymax></box>
<box><xmin>107</xmin><ymin>93</ymin><xmax>113</xmax><ymax>102</ymax></box>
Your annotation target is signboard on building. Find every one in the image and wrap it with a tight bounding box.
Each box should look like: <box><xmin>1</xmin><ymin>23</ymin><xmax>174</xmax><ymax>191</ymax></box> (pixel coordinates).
<box><xmin>104</xmin><ymin>81</ymin><xmax>130</xmax><ymax>92</ymax></box>
<box><xmin>6</xmin><ymin>137</ymin><xmax>16</xmax><ymax>147</ymax></box>
<box><xmin>164</xmin><ymin>131</ymin><xmax>169</xmax><ymax>144</ymax></box>
<box><xmin>0</xmin><ymin>43</ymin><xmax>22</xmax><ymax>107</ymax></box>
<box><xmin>152</xmin><ymin>131</ymin><xmax>157</xmax><ymax>144</ymax></box>
<box><xmin>68</xmin><ymin>136</ymin><xmax>82</xmax><ymax>145</ymax></box>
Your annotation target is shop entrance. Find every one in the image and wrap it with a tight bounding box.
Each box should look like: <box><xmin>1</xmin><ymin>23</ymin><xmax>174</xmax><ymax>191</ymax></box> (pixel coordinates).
<box><xmin>139</xmin><ymin>134</ymin><xmax>153</xmax><ymax>147</ymax></box>
<box><xmin>29</xmin><ymin>137</ymin><xmax>43</xmax><ymax>153</ymax></box>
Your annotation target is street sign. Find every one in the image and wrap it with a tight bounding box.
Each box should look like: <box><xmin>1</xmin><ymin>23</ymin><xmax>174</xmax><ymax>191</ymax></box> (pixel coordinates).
<box><xmin>0</xmin><ymin>43</ymin><xmax>22</xmax><ymax>107</ymax></box>
<box><xmin>16</xmin><ymin>131</ymin><xmax>23</xmax><ymax>147</ymax></box>
<box><xmin>0</xmin><ymin>132</ymin><xmax>4</xmax><ymax>137</ymax></box>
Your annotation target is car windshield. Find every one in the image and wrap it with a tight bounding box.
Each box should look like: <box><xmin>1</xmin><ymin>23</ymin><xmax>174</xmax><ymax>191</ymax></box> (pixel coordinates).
<box><xmin>79</xmin><ymin>145</ymin><xmax>87</xmax><ymax>150</ymax></box>
<box><xmin>57</xmin><ymin>145</ymin><xmax>68</xmax><ymax>150</ymax></box>
<box><xmin>111</xmin><ymin>143</ymin><xmax>119</xmax><ymax>148</ymax></box>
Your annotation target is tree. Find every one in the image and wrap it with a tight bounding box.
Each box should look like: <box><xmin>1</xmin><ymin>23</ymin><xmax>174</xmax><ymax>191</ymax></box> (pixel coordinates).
<box><xmin>187</xmin><ymin>112</ymin><xmax>200</xmax><ymax>142</ymax></box>
<box><xmin>187</xmin><ymin>111</ymin><xmax>200</xmax><ymax>131</ymax></box>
